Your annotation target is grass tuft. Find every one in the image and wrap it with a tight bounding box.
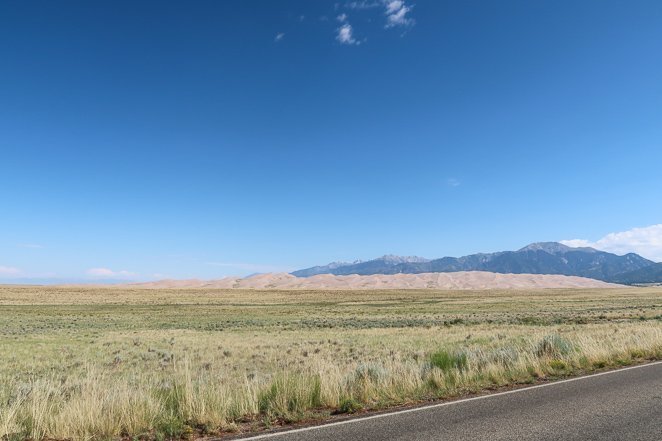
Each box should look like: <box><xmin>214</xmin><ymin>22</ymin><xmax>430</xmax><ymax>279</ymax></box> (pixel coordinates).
<box><xmin>535</xmin><ymin>334</ymin><xmax>573</xmax><ymax>358</ymax></box>
<box><xmin>429</xmin><ymin>349</ymin><xmax>468</xmax><ymax>372</ymax></box>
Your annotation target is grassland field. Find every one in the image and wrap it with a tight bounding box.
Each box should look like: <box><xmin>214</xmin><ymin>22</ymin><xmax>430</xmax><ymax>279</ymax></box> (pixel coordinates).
<box><xmin>1</xmin><ymin>286</ymin><xmax>661</xmax><ymax>441</ymax></box>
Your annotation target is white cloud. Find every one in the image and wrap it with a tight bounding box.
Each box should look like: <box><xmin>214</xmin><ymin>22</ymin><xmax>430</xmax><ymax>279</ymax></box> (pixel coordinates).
<box><xmin>559</xmin><ymin>239</ymin><xmax>593</xmax><ymax>248</ymax></box>
<box><xmin>336</xmin><ymin>23</ymin><xmax>359</xmax><ymax>45</ymax></box>
<box><xmin>86</xmin><ymin>268</ymin><xmax>137</xmax><ymax>278</ymax></box>
<box><xmin>384</xmin><ymin>0</ymin><xmax>415</xmax><ymax>28</ymax></box>
<box><xmin>346</xmin><ymin>1</ymin><xmax>381</xmax><ymax>9</ymax></box>
<box><xmin>18</xmin><ymin>243</ymin><xmax>44</xmax><ymax>249</ymax></box>
<box><xmin>0</xmin><ymin>266</ymin><xmax>20</xmax><ymax>276</ymax></box>
<box><xmin>274</xmin><ymin>32</ymin><xmax>285</xmax><ymax>42</ymax></box>
<box><xmin>447</xmin><ymin>178</ymin><xmax>460</xmax><ymax>187</ymax></box>
<box><xmin>385</xmin><ymin>0</ymin><xmax>403</xmax><ymax>14</ymax></box>
<box><xmin>332</xmin><ymin>1</ymin><xmax>414</xmax><ymax>45</ymax></box>
<box><xmin>561</xmin><ymin>224</ymin><xmax>662</xmax><ymax>262</ymax></box>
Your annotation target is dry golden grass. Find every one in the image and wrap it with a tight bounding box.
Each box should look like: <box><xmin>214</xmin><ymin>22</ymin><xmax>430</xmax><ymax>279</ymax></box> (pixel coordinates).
<box><xmin>0</xmin><ymin>286</ymin><xmax>661</xmax><ymax>440</ymax></box>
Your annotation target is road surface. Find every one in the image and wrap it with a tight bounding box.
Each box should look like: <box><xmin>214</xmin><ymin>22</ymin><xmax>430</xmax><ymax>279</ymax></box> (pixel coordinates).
<box><xmin>238</xmin><ymin>361</ymin><xmax>662</xmax><ymax>441</ymax></box>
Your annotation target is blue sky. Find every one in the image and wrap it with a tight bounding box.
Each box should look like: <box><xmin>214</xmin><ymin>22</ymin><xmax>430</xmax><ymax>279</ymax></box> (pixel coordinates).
<box><xmin>1</xmin><ymin>1</ymin><xmax>662</xmax><ymax>281</ymax></box>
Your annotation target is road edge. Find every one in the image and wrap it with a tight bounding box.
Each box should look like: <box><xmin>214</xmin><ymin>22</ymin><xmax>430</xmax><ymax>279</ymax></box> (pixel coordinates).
<box><xmin>227</xmin><ymin>360</ymin><xmax>662</xmax><ymax>440</ymax></box>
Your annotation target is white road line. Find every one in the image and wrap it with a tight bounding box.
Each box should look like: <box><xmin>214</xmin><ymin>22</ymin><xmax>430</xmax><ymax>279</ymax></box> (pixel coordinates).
<box><xmin>235</xmin><ymin>360</ymin><xmax>662</xmax><ymax>440</ymax></box>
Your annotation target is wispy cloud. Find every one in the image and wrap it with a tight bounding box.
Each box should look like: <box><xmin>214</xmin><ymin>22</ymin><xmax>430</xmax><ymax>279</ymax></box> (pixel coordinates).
<box><xmin>561</xmin><ymin>224</ymin><xmax>662</xmax><ymax>262</ymax></box>
<box><xmin>336</xmin><ymin>1</ymin><xmax>415</xmax><ymax>45</ymax></box>
<box><xmin>336</xmin><ymin>23</ymin><xmax>359</xmax><ymax>45</ymax></box>
<box><xmin>447</xmin><ymin>178</ymin><xmax>461</xmax><ymax>187</ymax></box>
<box><xmin>0</xmin><ymin>266</ymin><xmax>20</xmax><ymax>276</ymax></box>
<box><xmin>86</xmin><ymin>268</ymin><xmax>137</xmax><ymax>278</ymax></box>
<box><xmin>384</xmin><ymin>0</ymin><xmax>415</xmax><ymax>28</ymax></box>
<box><xmin>274</xmin><ymin>32</ymin><xmax>285</xmax><ymax>42</ymax></box>
<box><xmin>346</xmin><ymin>1</ymin><xmax>381</xmax><ymax>9</ymax></box>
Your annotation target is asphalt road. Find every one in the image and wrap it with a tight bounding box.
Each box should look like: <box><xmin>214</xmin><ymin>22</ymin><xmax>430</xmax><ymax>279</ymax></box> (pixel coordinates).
<box><xmin>239</xmin><ymin>362</ymin><xmax>662</xmax><ymax>441</ymax></box>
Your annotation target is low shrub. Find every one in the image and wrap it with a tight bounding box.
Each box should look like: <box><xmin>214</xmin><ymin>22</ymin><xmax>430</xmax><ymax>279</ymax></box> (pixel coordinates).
<box><xmin>548</xmin><ymin>359</ymin><xmax>567</xmax><ymax>370</ymax></box>
<box><xmin>353</xmin><ymin>363</ymin><xmax>388</xmax><ymax>383</ymax></box>
<box><xmin>337</xmin><ymin>397</ymin><xmax>363</xmax><ymax>414</ymax></box>
<box><xmin>536</xmin><ymin>334</ymin><xmax>573</xmax><ymax>358</ymax></box>
<box><xmin>155</xmin><ymin>414</ymin><xmax>189</xmax><ymax>440</ymax></box>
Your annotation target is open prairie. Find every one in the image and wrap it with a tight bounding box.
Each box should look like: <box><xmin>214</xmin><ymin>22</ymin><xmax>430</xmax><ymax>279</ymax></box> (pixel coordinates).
<box><xmin>1</xmin><ymin>286</ymin><xmax>661</xmax><ymax>440</ymax></box>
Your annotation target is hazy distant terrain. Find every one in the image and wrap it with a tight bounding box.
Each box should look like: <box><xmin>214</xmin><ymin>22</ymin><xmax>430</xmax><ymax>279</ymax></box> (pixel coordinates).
<box><xmin>292</xmin><ymin>242</ymin><xmax>657</xmax><ymax>284</ymax></box>
<box><xmin>131</xmin><ymin>271</ymin><xmax>621</xmax><ymax>290</ymax></box>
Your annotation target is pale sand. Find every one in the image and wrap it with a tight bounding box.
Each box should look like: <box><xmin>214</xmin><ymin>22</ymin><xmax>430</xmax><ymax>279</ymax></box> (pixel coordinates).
<box><xmin>129</xmin><ymin>271</ymin><xmax>623</xmax><ymax>290</ymax></box>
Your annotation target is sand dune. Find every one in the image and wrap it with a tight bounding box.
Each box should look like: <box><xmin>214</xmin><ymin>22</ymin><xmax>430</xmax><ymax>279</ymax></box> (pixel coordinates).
<box><xmin>130</xmin><ymin>271</ymin><xmax>622</xmax><ymax>290</ymax></box>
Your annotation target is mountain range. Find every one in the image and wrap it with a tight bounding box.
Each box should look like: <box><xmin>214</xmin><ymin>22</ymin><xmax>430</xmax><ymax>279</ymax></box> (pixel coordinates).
<box><xmin>611</xmin><ymin>262</ymin><xmax>662</xmax><ymax>285</ymax></box>
<box><xmin>291</xmin><ymin>242</ymin><xmax>660</xmax><ymax>284</ymax></box>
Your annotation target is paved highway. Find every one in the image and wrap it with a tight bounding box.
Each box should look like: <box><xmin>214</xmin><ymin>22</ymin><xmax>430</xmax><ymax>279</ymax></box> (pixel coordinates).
<box><xmin>238</xmin><ymin>361</ymin><xmax>662</xmax><ymax>441</ymax></box>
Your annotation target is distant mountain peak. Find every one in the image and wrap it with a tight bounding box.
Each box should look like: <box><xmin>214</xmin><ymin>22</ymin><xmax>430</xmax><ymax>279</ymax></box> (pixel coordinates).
<box><xmin>518</xmin><ymin>241</ymin><xmax>600</xmax><ymax>254</ymax></box>
<box><xmin>327</xmin><ymin>261</ymin><xmax>351</xmax><ymax>267</ymax></box>
<box><xmin>377</xmin><ymin>255</ymin><xmax>430</xmax><ymax>264</ymax></box>
<box><xmin>518</xmin><ymin>242</ymin><xmax>574</xmax><ymax>254</ymax></box>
